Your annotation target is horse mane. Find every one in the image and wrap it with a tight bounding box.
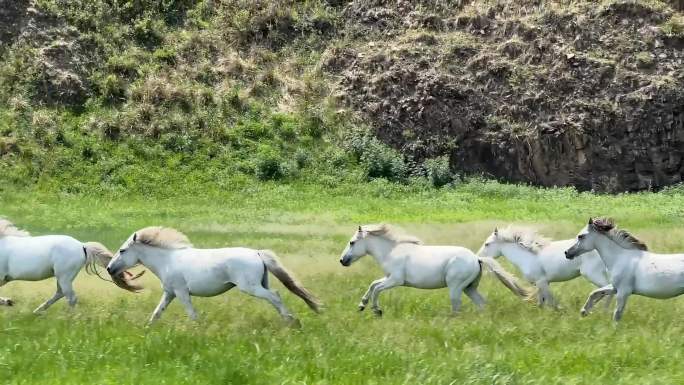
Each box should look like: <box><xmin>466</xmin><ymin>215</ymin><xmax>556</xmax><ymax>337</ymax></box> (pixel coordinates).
<box><xmin>134</xmin><ymin>226</ymin><xmax>193</xmax><ymax>249</ymax></box>
<box><xmin>362</xmin><ymin>224</ymin><xmax>422</xmax><ymax>245</ymax></box>
<box><xmin>591</xmin><ymin>217</ymin><xmax>648</xmax><ymax>251</ymax></box>
<box><xmin>0</xmin><ymin>218</ymin><xmax>30</xmax><ymax>237</ymax></box>
<box><xmin>495</xmin><ymin>226</ymin><xmax>550</xmax><ymax>254</ymax></box>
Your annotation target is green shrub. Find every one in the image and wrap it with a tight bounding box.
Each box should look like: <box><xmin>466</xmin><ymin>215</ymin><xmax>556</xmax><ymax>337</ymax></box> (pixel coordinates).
<box><xmin>134</xmin><ymin>17</ymin><xmax>165</xmax><ymax>49</ymax></box>
<box><xmin>153</xmin><ymin>47</ymin><xmax>177</xmax><ymax>65</ymax></box>
<box><xmin>360</xmin><ymin>139</ymin><xmax>407</xmax><ymax>182</ymax></box>
<box><xmin>424</xmin><ymin>155</ymin><xmax>453</xmax><ymax>188</ymax></box>
<box><xmin>98</xmin><ymin>74</ymin><xmax>127</xmax><ymax>102</ymax></box>
<box><xmin>255</xmin><ymin>146</ymin><xmax>286</xmax><ymax>181</ymax></box>
<box><xmin>294</xmin><ymin>148</ymin><xmax>310</xmax><ymax>169</ymax></box>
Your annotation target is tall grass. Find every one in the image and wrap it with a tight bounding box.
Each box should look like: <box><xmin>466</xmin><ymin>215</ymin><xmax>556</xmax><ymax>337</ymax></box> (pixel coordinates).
<box><xmin>2</xmin><ymin>182</ymin><xmax>684</xmax><ymax>384</ymax></box>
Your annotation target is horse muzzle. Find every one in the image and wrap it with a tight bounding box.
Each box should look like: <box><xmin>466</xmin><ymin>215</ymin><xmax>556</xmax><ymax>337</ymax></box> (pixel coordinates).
<box><xmin>340</xmin><ymin>257</ymin><xmax>351</xmax><ymax>267</ymax></box>
<box><xmin>564</xmin><ymin>249</ymin><xmax>577</xmax><ymax>260</ymax></box>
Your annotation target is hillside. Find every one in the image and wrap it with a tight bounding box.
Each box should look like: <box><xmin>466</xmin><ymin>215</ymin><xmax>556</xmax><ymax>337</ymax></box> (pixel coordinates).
<box><xmin>1</xmin><ymin>0</ymin><xmax>683</xmax><ymax>193</ymax></box>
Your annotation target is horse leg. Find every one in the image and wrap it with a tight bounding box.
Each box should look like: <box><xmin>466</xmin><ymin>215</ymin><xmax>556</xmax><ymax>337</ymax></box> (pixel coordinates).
<box><xmin>464</xmin><ymin>287</ymin><xmax>486</xmax><ymax>310</ymax></box>
<box><xmin>580</xmin><ymin>285</ymin><xmax>615</xmax><ymax>316</ymax></box>
<box><xmin>369</xmin><ymin>277</ymin><xmax>403</xmax><ymax>317</ymax></box>
<box><xmin>358</xmin><ymin>277</ymin><xmax>386</xmax><ymax>311</ymax></box>
<box><xmin>448</xmin><ymin>285</ymin><xmax>465</xmax><ymax>314</ymax></box>
<box><xmin>148</xmin><ymin>291</ymin><xmax>176</xmax><ymax>324</ymax></box>
<box><xmin>33</xmin><ymin>282</ymin><xmax>64</xmax><ymax>313</ymax></box>
<box><xmin>238</xmin><ymin>283</ymin><xmax>297</xmax><ymax>323</ymax></box>
<box><xmin>0</xmin><ymin>280</ymin><xmax>13</xmax><ymax>306</ymax></box>
<box><xmin>59</xmin><ymin>276</ymin><xmax>78</xmax><ymax>308</ymax></box>
<box><xmin>535</xmin><ymin>280</ymin><xmax>554</xmax><ymax>308</ymax></box>
<box><xmin>613</xmin><ymin>290</ymin><xmax>630</xmax><ymax>322</ymax></box>
<box><xmin>580</xmin><ymin>265</ymin><xmax>612</xmax><ymax>310</ymax></box>
<box><xmin>602</xmin><ymin>293</ymin><xmax>614</xmax><ymax>311</ymax></box>
<box><xmin>173</xmin><ymin>288</ymin><xmax>198</xmax><ymax>321</ymax></box>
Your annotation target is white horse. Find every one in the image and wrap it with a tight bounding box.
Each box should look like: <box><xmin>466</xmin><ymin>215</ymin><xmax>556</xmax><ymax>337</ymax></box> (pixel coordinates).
<box><xmin>0</xmin><ymin>219</ymin><xmax>142</xmax><ymax>312</ymax></box>
<box><xmin>106</xmin><ymin>226</ymin><xmax>321</xmax><ymax>324</ymax></box>
<box><xmin>338</xmin><ymin>224</ymin><xmax>533</xmax><ymax>316</ymax></box>
<box><xmin>566</xmin><ymin>217</ymin><xmax>684</xmax><ymax>321</ymax></box>
<box><xmin>478</xmin><ymin>226</ymin><xmax>611</xmax><ymax>308</ymax></box>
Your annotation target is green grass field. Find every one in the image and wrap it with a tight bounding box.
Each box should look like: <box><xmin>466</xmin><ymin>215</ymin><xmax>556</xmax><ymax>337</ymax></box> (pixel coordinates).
<box><xmin>2</xmin><ymin>181</ymin><xmax>684</xmax><ymax>384</ymax></box>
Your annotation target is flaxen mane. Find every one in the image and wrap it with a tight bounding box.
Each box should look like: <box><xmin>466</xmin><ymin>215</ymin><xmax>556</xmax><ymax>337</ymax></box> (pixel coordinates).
<box><xmin>0</xmin><ymin>219</ymin><xmax>30</xmax><ymax>237</ymax></box>
<box><xmin>135</xmin><ymin>226</ymin><xmax>192</xmax><ymax>249</ymax></box>
<box><xmin>591</xmin><ymin>217</ymin><xmax>648</xmax><ymax>251</ymax></box>
<box><xmin>362</xmin><ymin>224</ymin><xmax>422</xmax><ymax>245</ymax></box>
<box><xmin>496</xmin><ymin>226</ymin><xmax>550</xmax><ymax>254</ymax></box>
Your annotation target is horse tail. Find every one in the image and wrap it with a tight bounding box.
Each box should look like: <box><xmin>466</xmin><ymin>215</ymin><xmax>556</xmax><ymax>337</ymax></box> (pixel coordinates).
<box><xmin>478</xmin><ymin>257</ymin><xmax>535</xmax><ymax>299</ymax></box>
<box><xmin>83</xmin><ymin>242</ymin><xmax>145</xmax><ymax>293</ymax></box>
<box><xmin>259</xmin><ymin>250</ymin><xmax>322</xmax><ymax>313</ymax></box>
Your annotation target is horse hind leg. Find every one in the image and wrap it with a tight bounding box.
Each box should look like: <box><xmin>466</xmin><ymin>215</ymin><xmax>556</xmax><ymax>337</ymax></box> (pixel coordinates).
<box><xmin>56</xmin><ymin>269</ymin><xmax>80</xmax><ymax>309</ymax></box>
<box><xmin>464</xmin><ymin>267</ymin><xmax>486</xmax><ymax>310</ymax></box>
<box><xmin>238</xmin><ymin>282</ymin><xmax>298</xmax><ymax>325</ymax></box>
<box><xmin>464</xmin><ymin>287</ymin><xmax>486</xmax><ymax>310</ymax></box>
<box><xmin>33</xmin><ymin>282</ymin><xmax>65</xmax><ymax>313</ymax></box>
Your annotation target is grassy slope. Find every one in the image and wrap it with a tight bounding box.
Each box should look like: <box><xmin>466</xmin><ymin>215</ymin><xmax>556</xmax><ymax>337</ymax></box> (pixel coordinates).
<box><xmin>2</xmin><ymin>183</ymin><xmax>684</xmax><ymax>384</ymax></box>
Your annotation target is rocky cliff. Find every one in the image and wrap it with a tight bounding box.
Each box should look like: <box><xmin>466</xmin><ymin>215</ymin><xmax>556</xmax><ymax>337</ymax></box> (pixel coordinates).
<box><xmin>327</xmin><ymin>0</ymin><xmax>684</xmax><ymax>191</ymax></box>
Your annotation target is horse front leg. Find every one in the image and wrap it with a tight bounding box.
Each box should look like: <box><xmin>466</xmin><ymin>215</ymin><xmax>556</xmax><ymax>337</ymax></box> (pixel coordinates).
<box><xmin>148</xmin><ymin>291</ymin><xmax>176</xmax><ymax>324</ymax></box>
<box><xmin>580</xmin><ymin>284</ymin><xmax>615</xmax><ymax>316</ymax></box>
<box><xmin>535</xmin><ymin>279</ymin><xmax>555</xmax><ymax>308</ymax></box>
<box><xmin>369</xmin><ymin>276</ymin><xmax>403</xmax><ymax>317</ymax></box>
<box><xmin>613</xmin><ymin>290</ymin><xmax>631</xmax><ymax>322</ymax></box>
<box><xmin>358</xmin><ymin>277</ymin><xmax>386</xmax><ymax>311</ymax></box>
<box><xmin>174</xmin><ymin>288</ymin><xmax>198</xmax><ymax>321</ymax></box>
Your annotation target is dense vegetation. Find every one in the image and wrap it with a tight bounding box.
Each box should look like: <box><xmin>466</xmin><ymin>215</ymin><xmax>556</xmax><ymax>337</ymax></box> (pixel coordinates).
<box><xmin>0</xmin><ymin>0</ymin><xmax>429</xmax><ymax>194</ymax></box>
<box><xmin>3</xmin><ymin>1</ymin><xmax>682</xmax><ymax>194</ymax></box>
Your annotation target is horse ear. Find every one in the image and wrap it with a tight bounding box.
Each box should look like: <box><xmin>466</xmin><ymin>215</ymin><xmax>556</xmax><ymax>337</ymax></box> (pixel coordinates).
<box><xmin>588</xmin><ymin>217</ymin><xmax>593</xmax><ymax>225</ymax></box>
<box><xmin>493</xmin><ymin>227</ymin><xmax>498</xmax><ymax>235</ymax></box>
<box><xmin>133</xmin><ymin>233</ymin><xmax>137</xmax><ymax>242</ymax></box>
<box><xmin>358</xmin><ymin>225</ymin><xmax>362</xmax><ymax>232</ymax></box>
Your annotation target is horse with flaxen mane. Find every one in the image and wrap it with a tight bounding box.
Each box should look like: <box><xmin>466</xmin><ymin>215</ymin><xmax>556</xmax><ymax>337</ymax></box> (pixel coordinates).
<box><xmin>107</xmin><ymin>226</ymin><xmax>321</xmax><ymax>325</ymax></box>
<box><xmin>0</xmin><ymin>218</ymin><xmax>142</xmax><ymax>312</ymax></box>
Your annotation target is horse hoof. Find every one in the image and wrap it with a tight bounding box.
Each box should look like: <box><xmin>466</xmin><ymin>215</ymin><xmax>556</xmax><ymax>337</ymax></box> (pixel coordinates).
<box><xmin>6</xmin><ymin>299</ymin><xmax>14</xmax><ymax>306</ymax></box>
<box><xmin>358</xmin><ymin>304</ymin><xmax>365</xmax><ymax>311</ymax></box>
<box><xmin>372</xmin><ymin>309</ymin><xmax>383</xmax><ymax>317</ymax></box>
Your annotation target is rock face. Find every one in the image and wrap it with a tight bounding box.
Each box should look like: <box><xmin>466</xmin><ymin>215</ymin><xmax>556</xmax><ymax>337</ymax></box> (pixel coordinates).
<box><xmin>0</xmin><ymin>0</ymin><xmax>90</xmax><ymax>106</ymax></box>
<box><xmin>328</xmin><ymin>0</ymin><xmax>684</xmax><ymax>191</ymax></box>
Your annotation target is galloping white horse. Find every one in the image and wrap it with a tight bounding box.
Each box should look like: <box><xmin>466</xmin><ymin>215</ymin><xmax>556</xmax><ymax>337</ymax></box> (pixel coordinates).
<box><xmin>478</xmin><ymin>226</ymin><xmax>611</xmax><ymax>308</ymax></box>
<box><xmin>338</xmin><ymin>224</ymin><xmax>533</xmax><ymax>316</ymax></box>
<box><xmin>107</xmin><ymin>226</ymin><xmax>321</xmax><ymax>324</ymax></box>
<box><xmin>0</xmin><ymin>219</ymin><xmax>141</xmax><ymax>312</ymax></box>
<box><xmin>566</xmin><ymin>217</ymin><xmax>684</xmax><ymax>321</ymax></box>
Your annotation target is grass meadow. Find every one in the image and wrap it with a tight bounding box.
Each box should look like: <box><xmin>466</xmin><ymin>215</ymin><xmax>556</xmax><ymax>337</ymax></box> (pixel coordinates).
<box><xmin>2</xmin><ymin>181</ymin><xmax>684</xmax><ymax>384</ymax></box>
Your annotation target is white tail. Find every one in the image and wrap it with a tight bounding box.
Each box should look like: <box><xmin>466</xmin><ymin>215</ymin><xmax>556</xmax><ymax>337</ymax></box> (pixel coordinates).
<box><xmin>478</xmin><ymin>257</ymin><xmax>535</xmax><ymax>299</ymax></box>
<box><xmin>83</xmin><ymin>242</ymin><xmax>144</xmax><ymax>292</ymax></box>
<box><xmin>259</xmin><ymin>250</ymin><xmax>322</xmax><ymax>313</ymax></box>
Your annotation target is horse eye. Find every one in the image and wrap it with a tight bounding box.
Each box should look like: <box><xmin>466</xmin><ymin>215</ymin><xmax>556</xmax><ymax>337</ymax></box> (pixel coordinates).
<box><xmin>119</xmin><ymin>249</ymin><xmax>126</xmax><ymax>253</ymax></box>
<box><xmin>578</xmin><ymin>234</ymin><xmax>585</xmax><ymax>240</ymax></box>
<box><xmin>350</xmin><ymin>241</ymin><xmax>356</xmax><ymax>246</ymax></box>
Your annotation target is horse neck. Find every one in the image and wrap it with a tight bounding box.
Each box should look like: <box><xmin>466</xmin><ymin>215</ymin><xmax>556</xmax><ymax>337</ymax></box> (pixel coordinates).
<box><xmin>500</xmin><ymin>243</ymin><xmax>537</xmax><ymax>268</ymax></box>
<box><xmin>365</xmin><ymin>236</ymin><xmax>397</xmax><ymax>264</ymax></box>
<box><xmin>137</xmin><ymin>247</ymin><xmax>177</xmax><ymax>277</ymax></box>
<box><xmin>593</xmin><ymin>234</ymin><xmax>633</xmax><ymax>269</ymax></box>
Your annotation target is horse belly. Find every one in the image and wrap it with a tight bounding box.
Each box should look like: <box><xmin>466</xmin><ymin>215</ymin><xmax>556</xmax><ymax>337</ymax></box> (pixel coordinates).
<box><xmin>404</xmin><ymin>259</ymin><xmax>458</xmax><ymax>289</ymax></box>
<box><xmin>187</xmin><ymin>280</ymin><xmax>235</xmax><ymax>297</ymax></box>
<box><xmin>7</xmin><ymin>256</ymin><xmax>54</xmax><ymax>281</ymax></box>
<box><xmin>634</xmin><ymin>276</ymin><xmax>684</xmax><ymax>299</ymax></box>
